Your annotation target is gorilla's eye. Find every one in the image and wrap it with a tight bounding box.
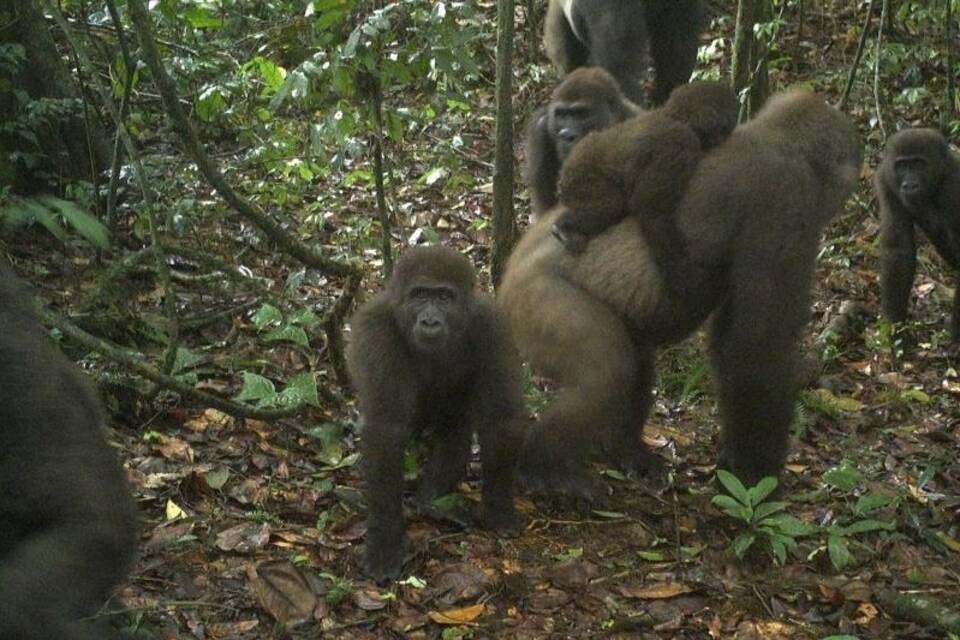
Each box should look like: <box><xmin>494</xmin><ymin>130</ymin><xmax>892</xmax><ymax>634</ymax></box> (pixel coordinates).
<box><xmin>438</xmin><ymin>289</ymin><xmax>456</xmax><ymax>302</ymax></box>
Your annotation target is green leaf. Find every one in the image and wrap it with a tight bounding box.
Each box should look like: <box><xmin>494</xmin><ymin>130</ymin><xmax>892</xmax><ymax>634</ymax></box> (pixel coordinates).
<box><xmin>279</xmin><ymin>372</ymin><xmax>320</xmax><ymax>408</ymax></box>
<box><xmin>853</xmin><ymin>493</ymin><xmax>895</xmax><ymax>516</ymax></box>
<box><xmin>637</xmin><ymin>550</ymin><xmax>666</xmax><ymax>562</ymax></box>
<box><xmin>835</xmin><ymin>519</ymin><xmax>895</xmax><ymax>537</ymax></box>
<box><xmin>823</xmin><ymin>464</ymin><xmax>862</xmax><ymax>491</ymax></box>
<box><xmin>746</xmin><ymin>476</ymin><xmax>779</xmax><ymax>506</ymax></box>
<box><xmin>182</xmin><ymin>6</ymin><xmax>222</xmax><ymax>28</ymax></box>
<box><xmin>716</xmin><ymin>469</ymin><xmax>750</xmax><ymax>505</ymax></box>
<box><xmin>265</xmin><ymin>325</ymin><xmax>310</xmax><ymax>347</ymax></box>
<box><xmin>828</xmin><ymin>535</ymin><xmax>852</xmax><ymax>570</ymax></box>
<box><xmin>252</xmin><ymin>303</ymin><xmax>283</xmax><ymax>329</ymax></box>
<box><xmin>172</xmin><ymin>347</ymin><xmax>202</xmax><ymax>374</ymax></box>
<box><xmin>591</xmin><ymin>510</ymin><xmax>625</xmax><ymax>520</ymax></box>
<box><xmin>762</xmin><ymin>514</ymin><xmax>816</xmax><ymax>537</ymax></box>
<box><xmin>37</xmin><ymin>195</ymin><xmax>110</xmax><ymax>248</ymax></box>
<box><xmin>770</xmin><ymin>537</ymin><xmax>787</xmax><ymax>565</ymax></box>
<box><xmin>289</xmin><ymin>308</ymin><xmax>320</xmax><ymax>327</ymax></box>
<box><xmin>753</xmin><ymin>500</ymin><xmax>789</xmax><ymax>521</ymax></box>
<box><xmin>732</xmin><ymin>532</ymin><xmax>756</xmax><ymax>559</ymax></box>
<box><xmin>234</xmin><ymin>372</ymin><xmax>276</xmax><ymax>402</ymax></box>
<box><xmin>711</xmin><ymin>495</ymin><xmax>751</xmax><ymax>521</ymax></box>
<box><xmin>899</xmin><ymin>388</ymin><xmax>930</xmax><ymax>404</ymax></box>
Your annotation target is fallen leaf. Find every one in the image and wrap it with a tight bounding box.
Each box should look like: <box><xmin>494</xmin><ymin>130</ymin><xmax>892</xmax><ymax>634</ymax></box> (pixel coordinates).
<box><xmin>618</xmin><ymin>582</ymin><xmax>693</xmax><ymax>600</ymax></box>
<box><xmin>216</xmin><ymin>522</ymin><xmax>272</xmax><ymax>553</ymax></box>
<box><xmin>427</xmin><ymin>603</ymin><xmax>484</xmax><ymax>625</ymax></box>
<box><xmin>248</xmin><ymin>561</ymin><xmax>317</xmax><ymax>626</ymax></box>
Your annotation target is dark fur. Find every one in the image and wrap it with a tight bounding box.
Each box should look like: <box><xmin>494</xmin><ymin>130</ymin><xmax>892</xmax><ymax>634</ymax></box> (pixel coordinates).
<box><xmin>346</xmin><ymin>246</ymin><xmax>524</xmax><ymax>582</ymax></box>
<box><xmin>552</xmin><ymin>81</ymin><xmax>739</xmax><ymax>255</ymax></box>
<box><xmin>524</xmin><ymin>68</ymin><xmax>640</xmax><ymax>219</ymax></box>
<box><xmin>876</xmin><ymin>128</ymin><xmax>960</xmax><ymax>339</ymax></box>
<box><xmin>0</xmin><ymin>264</ymin><xmax>138</xmax><ymax>640</ymax></box>
<box><xmin>499</xmin><ymin>91</ymin><xmax>861</xmax><ymax>498</ymax></box>
<box><xmin>544</xmin><ymin>0</ymin><xmax>705</xmax><ymax>105</ymax></box>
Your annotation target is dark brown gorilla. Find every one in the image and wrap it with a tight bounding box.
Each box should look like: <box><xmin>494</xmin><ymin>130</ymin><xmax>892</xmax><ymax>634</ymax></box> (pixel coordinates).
<box><xmin>346</xmin><ymin>246</ymin><xmax>524</xmax><ymax>583</ymax></box>
<box><xmin>499</xmin><ymin>91</ymin><xmax>861</xmax><ymax>500</ymax></box>
<box><xmin>525</xmin><ymin>67</ymin><xmax>641</xmax><ymax>219</ymax></box>
<box><xmin>0</xmin><ymin>264</ymin><xmax>138</xmax><ymax>640</ymax></box>
<box><xmin>876</xmin><ymin>128</ymin><xmax>960</xmax><ymax>339</ymax></box>
<box><xmin>544</xmin><ymin>0</ymin><xmax>705</xmax><ymax>105</ymax></box>
<box><xmin>551</xmin><ymin>81</ymin><xmax>739</xmax><ymax>255</ymax></box>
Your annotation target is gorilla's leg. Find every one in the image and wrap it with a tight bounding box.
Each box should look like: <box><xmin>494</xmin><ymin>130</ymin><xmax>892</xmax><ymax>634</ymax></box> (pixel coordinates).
<box><xmin>951</xmin><ymin>284</ymin><xmax>960</xmax><ymax>341</ymax></box>
<box><xmin>544</xmin><ymin>1</ymin><xmax>589</xmax><ymax>72</ymax></box>
<box><xmin>518</xmin><ymin>280</ymin><xmax>640</xmax><ymax>500</ymax></box>
<box><xmin>363</xmin><ymin>418</ymin><xmax>413</xmax><ymax>581</ymax></box>
<box><xmin>708</xmin><ymin>285</ymin><xmax>800</xmax><ymax>488</ymax></box>
<box><xmin>645</xmin><ymin>1</ymin><xmax>704</xmax><ymax>105</ymax></box>
<box><xmin>476</xmin><ymin>416</ymin><xmax>523</xmax><ymax>531</ymax></box>
<box><xmin>417</xmin><ymin>421</ymin><xmax>472</xmax><ymax>502</ymax></box>
<box><xmin>602</xmin><ymin>341</ymin><xmax>663</xmax><ymax>475</ymax></box>
<box><xmin>587</xmin><ymin>10</ymin><xmax>648</xmax><ymax>104</ymax></box>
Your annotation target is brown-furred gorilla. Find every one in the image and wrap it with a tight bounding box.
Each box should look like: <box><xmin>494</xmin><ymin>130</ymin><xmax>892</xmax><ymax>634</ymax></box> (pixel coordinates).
<box><xmin>544</xmin><ymin>0</ymin><xmax>705</xmax><ymax>105</ymax></box>
<box><xmin>876</xmin><ymin>128</ymin><xmax>960</xmax><ymax>339</ymax></box>
<box><xmin>499</xmin><ymin>90</ymin><xmax>861</xmax><ymax>500</ymax></box>
<box><xmin>0</xmin><ymin>264</ymin><xmax>138</xmax><ymax>640</ymax></box>
<box><xmin>551</xmin><ymin>81</ymin><xmax>739</xmax><ymax>256</ymax></box>
<box><xmin>346</xmin><ymin>246</ymin><xmax>524</xmax><ymax>583</ymax></box>
<box><xmin>525</xmin><ymin>67</ymin><xmax>640</xmax><ymax>219</ymax></box>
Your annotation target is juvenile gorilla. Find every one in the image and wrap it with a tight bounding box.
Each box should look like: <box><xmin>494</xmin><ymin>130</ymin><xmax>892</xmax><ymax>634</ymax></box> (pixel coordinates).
<box><xmin>499</xmin><ymin>91</ymin><xmax>861</xmax><ymax>499</ymax></box>
<box><xmin>525</xmin><ymin>67</ymin><xmax>640</xmax><ymax>219</ymax></box>
<box><xmin>0</xmin><ymin>264</ymin><xmax>138</xmax><ymax>640</ymax></box>
<box><xmin>346</xmin><ymin>246</ymin><xmax>524</xmax><ymax>582</ymax></box>
<box><xmin>551</xmin><ymin>81</ymin><xmax>739</xmax><ymax>255</ymax></box>
<box><xmin>545</xmin><ymin>0</ymin><xmax>705</xmax><ymax>105</ymax></box>
<box><xmin>876</xmin><ymin>128</ymin><xmax>960</xmax><ymax>339</ymax></box>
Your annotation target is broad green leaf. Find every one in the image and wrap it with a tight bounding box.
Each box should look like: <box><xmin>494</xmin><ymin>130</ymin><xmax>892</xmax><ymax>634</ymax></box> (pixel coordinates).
<box><xmin>265</xmin><ymin>325</ymin><xmax>310</xmax><ymax>348</ymax></box>
<box><xmin>823</xmin><ymin>464</ymin><xmax>861</xmax><ymax>491</ymax></box>
<box><xmin>835</xmin><ymin>519</ymin><xmax>895</xmax><ymax>537</ymax></box>
<box><xmin>234</xmin><ymin>372</ymin><xmax>276</xmax><ymax>402</ymax></box>
<box><xmin>289</xmin><ymin>308</ymin><xmax>320</xmax><ymax>327</ymax></box>
<box><xmin>753</xmin><ymin>500</ymin><xmax>789</xmax><ymax>520</ymax></box>
<box><xmin>746</xmin><ymin>476</ymin><xmax>779</xmax><ymax>506</ymax></box>
<box><xmin>828</xmin><ymin>534</ymin><xmax>852</xmax><ymax>570</ymax></box>
<box><xmin>762</xmin><ymin>514</ymin><xmax>816</xmax><ymax>537</ymax></box>
<box><xmin>252</xmin><ymin>303</ymin><xmax>283</xmax><ymax>329</ymax></box>
<box><xmin>899</xmin><ymin>388</ymin><xmax>930</xmax><ymax>404</ymax></box>
<box><xmin>172</xmin><ymin>347</ymin><xmax>202</xmax><ymax>374</ymax></box>
<box><xmin>37</xmin><ymin>195</ymin><xmax>110</xmax><ymax>248</ymax></box>
<box><xmin>637</xmin><ymin>550</ymin><xmax>666</xmax><ymax>562</ymax></box>
<box><xmin>716</xmin><ymin>469</ymin><xmax>749</xmax><ymax>505</ymax></box>
<box><xmin>711</xmin><ymin>495</ymin><xmax>751</xmax><ymax>521</ymax></box>
<box><xmin>853</xmin><ymin>493</ymin><xmax>895</xmax><ymax>516</ymax></box>
<box><xmin>732</xmin><ymin>532</ymin><xmax>756</xmax><ymax>559</ymax></box>
<box><xmin>770</xmin><ymin>537</ymin><xmax>787</xmax><ymax>565</ymax></box>
<box><xmin>279</xmin><ymin>372</ymin><xmax>320</xmax><ymax>408</ymax></box>
<box><xmin>182</xmin><ymin>6</ymin><xmax>222</xmax><ymax>28</ymax></box>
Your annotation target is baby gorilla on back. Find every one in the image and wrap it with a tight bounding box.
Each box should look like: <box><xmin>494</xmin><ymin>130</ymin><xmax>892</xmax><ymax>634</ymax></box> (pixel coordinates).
<box><xmin>550</xmin><ymin>81</ymin><xmax>740</xmax><ymax>260</ymax></box>
<box><xmin>346</xmin><ymin>246</ymin><xmax>524</xmax><ymax>583</ymax></box>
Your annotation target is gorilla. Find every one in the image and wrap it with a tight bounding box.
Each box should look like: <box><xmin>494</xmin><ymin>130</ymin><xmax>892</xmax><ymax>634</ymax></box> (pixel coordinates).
<box><xmin>499</xmin><ymin>90</ymin><xmax>861</xmax><ymax>500</ymax></box>
<box><xmin>0</xmin><ymin>264</ymin><xmax>138</xmax><ymax>640</ymax></box>
<box><xmin>544</xmin><ymin>0</ymin><xmax>705</xmax><ymax>105</ymax></box>
<box><xmin>346</xmin><ymin>246</ymin><xmax>524</xmax><ymax>583</ymax></box>
<box><xmin>551</xmin><ymin>81</ymin><xmax>739</xmax><ymax>256</ymax></box>
<box><xmin>876</xmin><ymin>128</ymin><xmax>960</xmax><ymax>339</ymax></box>
<box><xmin>525</xmin><ymin>67</ymin><xmax>641</xmax><ymax>220</ymax></box>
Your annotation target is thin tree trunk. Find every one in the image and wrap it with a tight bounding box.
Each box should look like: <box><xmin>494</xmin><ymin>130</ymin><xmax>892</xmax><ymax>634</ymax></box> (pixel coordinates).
<box><xmin>491</xmin><ymin>0</ymin><xmax>516</xmax><ymax>288</ymax></box>
<box><xmin>840</xmin><ymin>0</ymin><xmax>876</xmax><ymax>111</ymax></box>
<box><xmin>873</xmin><ymin>0</ymin><xmax>890</xmax><ymax>138</ymax></box>
<box><xmin>731</xmin><ymin>0</ymin><xmax>768</xmax><ymax>120</ymax></box>
<box><xmin>369</xmin><ymin>72</ymin><xmax>394</xmax><ymax>278</ymax></box>
<box><xmin>944</xmin><ymin>0</ymin><xmax>956</xmax><ymax>132</ymax></box>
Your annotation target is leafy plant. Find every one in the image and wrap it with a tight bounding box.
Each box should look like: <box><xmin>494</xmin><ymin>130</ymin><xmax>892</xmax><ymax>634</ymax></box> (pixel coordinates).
<box><xmin>812</xmin><ymin>490</ymin><xmax>898</xmax><ymax>571</ymax></box>
<box><xmin>712</xmin><ymin>470</ymin><xmax>815</xmax><ymax>564</ymax></box>
<box><xmin>0</xmin><ymin>195</ymin><xmax>110</xmax><ymax>248</ymax></box>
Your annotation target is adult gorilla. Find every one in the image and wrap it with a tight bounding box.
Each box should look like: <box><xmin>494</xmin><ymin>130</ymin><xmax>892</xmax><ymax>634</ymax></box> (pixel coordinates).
<box><xmin>544</xmin><ymin>0</ymin><xmax>705</xmax><ymax>105</ymax></box>
<box><xmin>499</xmin><ymin>91</ymin><xmax>861</xmax><ymax>500</ymax></box>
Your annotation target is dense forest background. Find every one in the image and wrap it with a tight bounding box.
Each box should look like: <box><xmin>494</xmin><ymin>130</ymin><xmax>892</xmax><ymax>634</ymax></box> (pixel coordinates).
<box><xmin>2</xmin><ymin>0</ymin><xmax>960</xmax><ymax>638</ymax></box>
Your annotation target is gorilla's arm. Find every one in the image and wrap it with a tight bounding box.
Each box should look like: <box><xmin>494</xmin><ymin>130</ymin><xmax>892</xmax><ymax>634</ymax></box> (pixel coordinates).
<box><xmin>525</xmin><ymin>106</ymin><xmax>563</xmax><ymax>217</ymax></box>
<box><xmin>464</xmin><ymin>301</ymin><xmax>524</xmax><ymax>530</ymax></box>
<box><xmin>877</xmin><ymin>177</ymin><xmax>918</xmax><ymax>324</ymax></box>
<box><xmin>348</xmin><ymin>301</ymin><xmax>418</xmax><ymax>582</ymax></box>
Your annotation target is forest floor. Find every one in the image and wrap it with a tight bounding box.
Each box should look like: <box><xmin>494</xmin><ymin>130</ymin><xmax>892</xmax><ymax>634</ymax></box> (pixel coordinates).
<box><xmin>10</xmin><ymin>2</ymin><xmax>960</xmax><ymax>639</ymax></box>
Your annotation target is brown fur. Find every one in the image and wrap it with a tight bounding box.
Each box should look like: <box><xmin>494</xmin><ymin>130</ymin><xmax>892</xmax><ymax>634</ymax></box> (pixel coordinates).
<box><xmin>0</xmin><ymin>263</ymin><xmax>138</xmax><ymax>640</ymax></box>
<box><xmin>499</xmin><ymin>90</ymin><xmax>861</xmax><ymax>497</ymax></box>
<box><xmin>347</xmin><ymin>247</ymin><xmax>524</xmax><ymax>582</ymax></box>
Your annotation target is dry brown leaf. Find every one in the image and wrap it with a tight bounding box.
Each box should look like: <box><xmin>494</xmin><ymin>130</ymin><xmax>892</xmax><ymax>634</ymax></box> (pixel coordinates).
<box><xmin>618</xmin><ymin>582</ymin><xmax>693</xmax><ymax>600</ymax></box>
<box><xmin>216</xmin><ymin>522</ymin><xmax>272</xmax><ymax>553</ymax></box>
<box><xmin>153</xmin><ymin>435</ymin><xmax>195</xmax><ymax>462</ymax></box>
<box><xmin>248</xmin><ymin>561</ymin><xmax>317</xmax><ymax>626</ymax></box>
<box><xmin>855</xmin><ymin>602</ymin><xmax>879</xmax><ymax>625</ymax></box>
<box><xmin>427</xmin><ymin>603</ymin><xmax>484</xmax><ymax>625</ymax></box>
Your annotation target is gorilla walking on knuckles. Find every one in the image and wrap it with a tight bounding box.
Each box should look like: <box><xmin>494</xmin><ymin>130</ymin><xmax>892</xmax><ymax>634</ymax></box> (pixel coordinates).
<box><xmin>544</xmin><ymin>0</ymin><xmax>705</xmax><ymax>105</ymax></box>
<box><xmin>525</xmin><ymin>67</ymin><xmax>640</xmax><ymax>219</ymax></box>
<box><xmin>876</xmin><ymin>128</ymin><xmax>960</xmax><ymax>339</ymax></box>
<box><xmin>499</xmin><ymin>91</ymin><xmax>861</xmax><ymax>500</ymax></box>
<box><xmin>346</xmin><ymin>246</ymin><xmax>524</xmax><ymax>583</ymax></box>
<box><xmin>0</xmin><ymin>264</ymin><xmax>138</xmax><ymax>640</ymax></box>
